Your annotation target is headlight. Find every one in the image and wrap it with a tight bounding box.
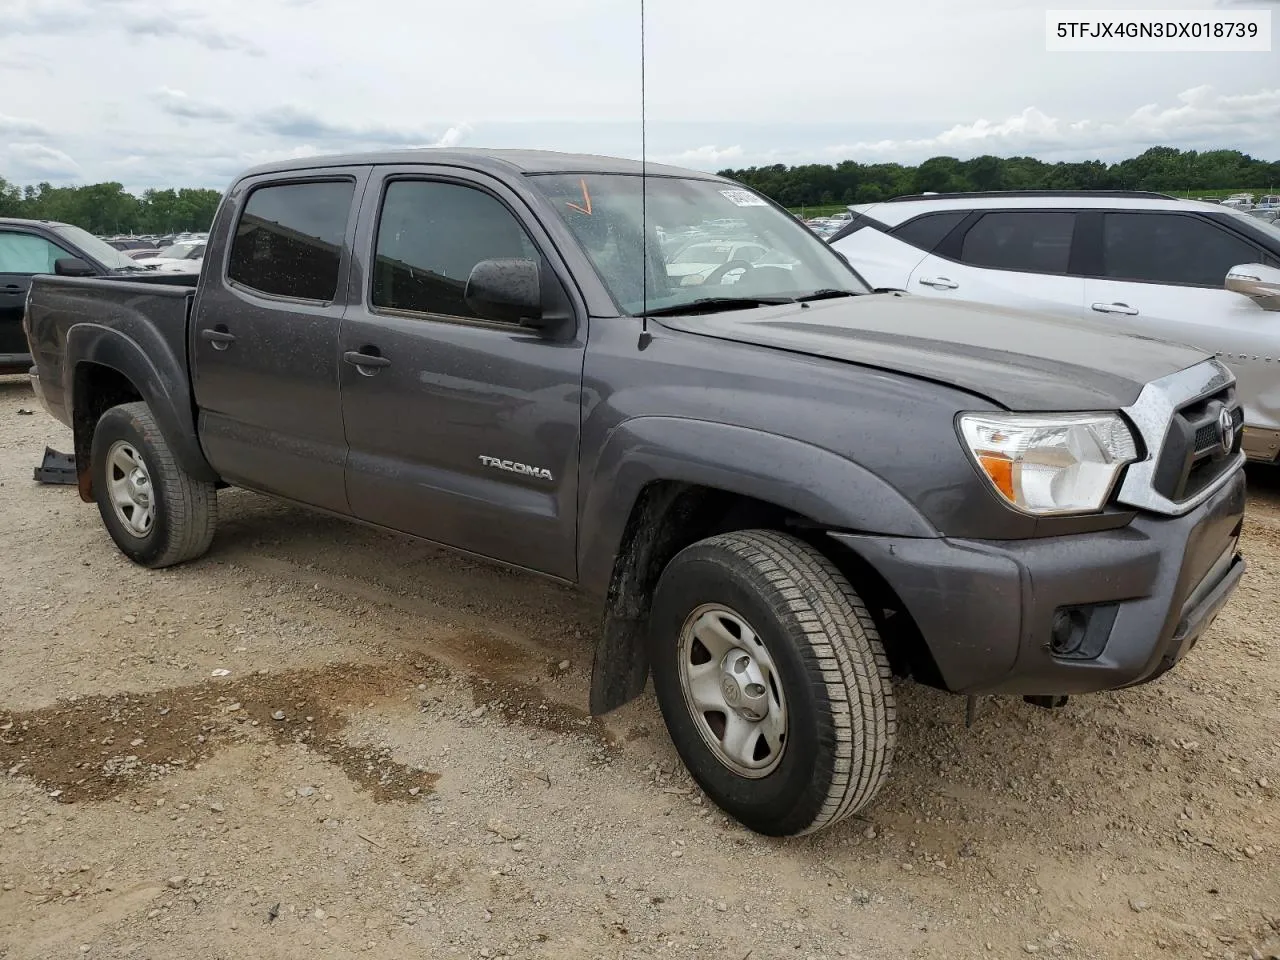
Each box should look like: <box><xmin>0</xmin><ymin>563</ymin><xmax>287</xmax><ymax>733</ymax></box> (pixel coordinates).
<box><xmin>958</xmin><ymin>412</ymin><xmax>1139</xmax><ymax>516</ymax></box>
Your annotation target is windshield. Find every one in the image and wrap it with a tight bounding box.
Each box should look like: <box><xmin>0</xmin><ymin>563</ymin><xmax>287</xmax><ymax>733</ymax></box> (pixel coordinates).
<box><xmin>530</xmin><ymin>174</ymin><xmax>867</xmax><ymax>314</ymax></box>
<box><xmin>52</xmin><ymin>225</ymin><xmax>139</xmax><ymax>271</ymax></box>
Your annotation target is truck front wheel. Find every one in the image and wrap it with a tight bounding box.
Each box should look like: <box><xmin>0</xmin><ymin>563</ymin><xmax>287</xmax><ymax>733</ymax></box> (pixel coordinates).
<box><xmin>648</xmin><ymin>530</ymin><xmax>896</xmax><ymax>836</ymax></box>
<box><xmin>91</xmin><ymin>402</ymin><xmax>217</xmax><ymax>569</ymax></box>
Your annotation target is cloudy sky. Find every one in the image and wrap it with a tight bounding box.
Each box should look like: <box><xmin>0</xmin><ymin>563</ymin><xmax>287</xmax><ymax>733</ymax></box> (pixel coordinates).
<box><xmin>1</xmin><ymin>0</ymin><xmax>1277</xmax><ymax>192</ymax></box>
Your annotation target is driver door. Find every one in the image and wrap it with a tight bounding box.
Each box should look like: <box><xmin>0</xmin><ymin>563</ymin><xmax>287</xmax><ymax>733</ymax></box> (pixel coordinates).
<box><xmin>339</xmin><ymin>167</ymin><xmax>586</xmax><ymax>579</ymax></box>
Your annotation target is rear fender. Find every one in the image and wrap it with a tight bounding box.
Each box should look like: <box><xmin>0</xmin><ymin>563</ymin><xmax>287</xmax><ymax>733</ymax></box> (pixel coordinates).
<box><xmin>66</xmin><ymin>323</ymin><xmax>216</xmax><ymax>499</ymax></box>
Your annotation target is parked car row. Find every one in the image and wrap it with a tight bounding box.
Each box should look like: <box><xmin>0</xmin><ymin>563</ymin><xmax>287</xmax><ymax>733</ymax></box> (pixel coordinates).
<box><xmin>802</xmin><ymin>211</ymin><xmax>853</xmax><ymax>239</ymax></box>
<box><xmin>20</xmin><ymin>149</ymin><xmax>1250</xmax><ymax>839</ymax></box>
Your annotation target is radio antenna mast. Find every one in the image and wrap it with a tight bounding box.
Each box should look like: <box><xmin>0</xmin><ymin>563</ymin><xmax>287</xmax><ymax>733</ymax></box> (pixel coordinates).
<box><xmin>639</xmin><ymin>0</ymin><xmax>649</xmax><ymax>340</ymax></box>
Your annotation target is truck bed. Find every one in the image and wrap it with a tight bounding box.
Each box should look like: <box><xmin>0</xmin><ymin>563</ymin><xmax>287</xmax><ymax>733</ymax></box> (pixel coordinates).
<box><xmin>27</xmin><ymin>274</ymin><xmax>197</xmax><ymax>431</ymax></box>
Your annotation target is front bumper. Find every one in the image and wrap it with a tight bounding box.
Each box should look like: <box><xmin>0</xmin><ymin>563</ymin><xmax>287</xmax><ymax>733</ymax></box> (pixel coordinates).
<box><xmin>831</xmin><ymin>468</ymin><xmax>1247</xmax><ymax>696</ymax></box>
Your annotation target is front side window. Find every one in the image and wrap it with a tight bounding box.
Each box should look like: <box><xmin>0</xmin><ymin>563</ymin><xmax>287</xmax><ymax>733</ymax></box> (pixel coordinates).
<box><xmin>372</xmin><ymin>180</ymin><xmax>541</xmax><ymax>321</ymax></box>
<box><xmin>228</xmin><ymin>180</ymin><xmax>354</xmax><ymax>301</ymax></box>
<box><xmin>960</xmin><ymin>212</ymin><xmax>1075</xmax><ymax>274</ymax></box>
<box><xmin>530</xmin><ymin>174</ymin><xmax>866</xmax><ymax>315</ymax></box>
<box><xmin>0</xmin><ymin>231</ymin><xmax>73</xmax><ymax>274</ymax></box>
<box><xmin>1103</xmin><ymin>213</ymin><xmax>1260</xmax><ymax>287</ymax></box>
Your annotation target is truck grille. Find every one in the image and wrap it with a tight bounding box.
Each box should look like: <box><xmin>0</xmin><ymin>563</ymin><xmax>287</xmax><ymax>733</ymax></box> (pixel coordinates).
<box><xmin>1150</xmin><ymin>386</ymin><xmax>1243</xmax><ymax>503</ymax></box>
<box><xmin>1116</xmin><ymin>359</ymin><xmax>1244</xmax><ymax>517</ymax></box>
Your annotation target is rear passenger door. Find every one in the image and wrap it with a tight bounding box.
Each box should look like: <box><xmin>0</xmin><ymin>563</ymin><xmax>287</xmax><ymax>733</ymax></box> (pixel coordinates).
<box><xmin>191</xmin><ymin>168</ymin><xmax>370</xmax><ymax>513</ymax></box>
<box><xmin>338</xmin><ymin>167</ymin><xmax>586</xmax><ymax>579</ymax></box>
<box><xmin>906</xmin><ymin>210</ymin><xmax>1086</xmax><ymax>317</ymax></box>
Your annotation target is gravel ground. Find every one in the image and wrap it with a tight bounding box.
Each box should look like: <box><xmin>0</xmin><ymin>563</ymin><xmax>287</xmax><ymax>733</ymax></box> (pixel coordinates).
<box><xmin>0</xmin><ymin>372</ymin><xmax>1277</xmax><ymax>960</ymax></box>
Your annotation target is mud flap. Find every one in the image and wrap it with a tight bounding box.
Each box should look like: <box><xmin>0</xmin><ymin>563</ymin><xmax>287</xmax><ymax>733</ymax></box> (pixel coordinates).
<box><xmin>33</xmin><ymin>447</ymin><xmax>77</xmax><ymax>485</ymax></box>
<box><xmin>589</xmin><ymin>616</ymin><xmax>650</xmax><ymax>716</ymax></box>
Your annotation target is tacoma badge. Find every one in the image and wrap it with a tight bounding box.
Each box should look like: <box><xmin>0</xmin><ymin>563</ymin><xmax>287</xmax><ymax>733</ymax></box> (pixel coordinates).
<box><xmin>478</xmin><ymin>455</ymin><xmax>554</xmax><ymax>481</ymax></box>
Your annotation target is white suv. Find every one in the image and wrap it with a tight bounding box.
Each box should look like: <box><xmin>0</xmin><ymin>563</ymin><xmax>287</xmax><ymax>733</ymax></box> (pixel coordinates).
<box><xmin>831</xmin><ymin>191</ymin><xmax>1280</xmax><ymax>461</ymax></box>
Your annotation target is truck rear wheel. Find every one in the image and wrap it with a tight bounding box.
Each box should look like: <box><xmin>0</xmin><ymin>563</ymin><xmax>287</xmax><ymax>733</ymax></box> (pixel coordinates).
<box><xmin>648</xmin><ymin>530</ymin><xmax>896</xmax><ymax>836</ymax></box>
<box><xmin>91</xmin><ymin>402</ymin><xmax>217</xmax><ymax>569</ymax></box>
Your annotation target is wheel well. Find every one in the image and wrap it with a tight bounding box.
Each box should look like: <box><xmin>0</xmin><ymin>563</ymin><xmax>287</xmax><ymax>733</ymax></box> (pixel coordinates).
<box><xmin>72</xmin><ymin>363</ymin><xmax>143</xmax><ymax>501</ymax></box>
<box><xmin>590</xmin><ymin>480</ymin><xmax>943</xmax><ymax>715</ymax></box>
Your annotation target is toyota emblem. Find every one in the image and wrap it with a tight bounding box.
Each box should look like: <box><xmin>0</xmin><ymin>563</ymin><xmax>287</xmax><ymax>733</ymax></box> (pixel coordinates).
<box><xmin>1216</xmin><ymin>406</ymin><xmax>1235</xmax><ymax>459</ymax></box>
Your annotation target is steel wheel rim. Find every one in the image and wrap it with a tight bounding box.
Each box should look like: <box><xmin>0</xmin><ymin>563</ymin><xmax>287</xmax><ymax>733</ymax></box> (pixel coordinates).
<box><xmin>677</xmin><ymin>603</ymin><xmax>787</xmax><ymax>779</ymax></box>
<box><xmin>105</xmin><ymin>441</ymin><xmax>155</xmax><ymax>538</ymax></box>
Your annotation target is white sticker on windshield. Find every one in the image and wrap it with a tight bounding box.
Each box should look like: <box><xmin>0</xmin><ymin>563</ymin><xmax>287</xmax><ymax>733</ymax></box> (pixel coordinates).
<box><xmin>720</xmin><ymin>189</ymin><xmax>767</xmax><ymax>207</ymax></box>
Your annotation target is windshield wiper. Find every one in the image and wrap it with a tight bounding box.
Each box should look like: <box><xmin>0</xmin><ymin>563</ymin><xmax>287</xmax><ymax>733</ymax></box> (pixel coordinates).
<box><xmin>644</xmin><ymin>296</ymin><xmax>796</xmax><ymax>317</ymax></box>
<box><xmin>795</xmin><ymin>289</ymin><xmax>858</xmax><ymax>302</ymax></box>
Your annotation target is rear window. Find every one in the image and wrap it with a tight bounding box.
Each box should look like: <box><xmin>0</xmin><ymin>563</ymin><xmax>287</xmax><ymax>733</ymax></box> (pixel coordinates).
<box><xmin>228</xmin><ymin>180</ymin><xmax>355</xmax><ymax>301</ymax></box>
<box><xmin>891</xmin><ymin>211</ymin><xmax>966</xmax><ymax>252</ymax></box>
<box><xmin>960</xmin><ymin>212</ymin><xmax>1075</xmax><ymax>274</ymax></box>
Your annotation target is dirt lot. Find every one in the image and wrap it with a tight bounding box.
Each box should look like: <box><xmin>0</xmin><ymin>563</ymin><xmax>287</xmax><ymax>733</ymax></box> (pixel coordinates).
<box><xmin>0</xmin><ymin>373</ymin><xmax>1277</xmax><ymax>960</ymax></box>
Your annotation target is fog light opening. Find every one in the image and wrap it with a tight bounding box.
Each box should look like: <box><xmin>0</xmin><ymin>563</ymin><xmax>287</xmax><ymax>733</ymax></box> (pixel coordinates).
<box><xmin>1050</xmin><ymin>609</ymin><xmax>1087</xmax><ymax>656</ymax></box>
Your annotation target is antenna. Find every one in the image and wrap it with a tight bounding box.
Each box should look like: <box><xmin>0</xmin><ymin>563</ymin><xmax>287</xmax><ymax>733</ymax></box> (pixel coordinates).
<box><xmin>639</xmin><ymin>0</ymin><xmax>649</xmax><ymax>340</ymax></box>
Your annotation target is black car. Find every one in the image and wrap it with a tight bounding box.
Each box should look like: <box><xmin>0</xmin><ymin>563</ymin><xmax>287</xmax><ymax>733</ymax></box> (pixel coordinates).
<box><xmin>0</xmin><ymin>218</ymin><xmax>148</xmax><ymax>373</ymax></box>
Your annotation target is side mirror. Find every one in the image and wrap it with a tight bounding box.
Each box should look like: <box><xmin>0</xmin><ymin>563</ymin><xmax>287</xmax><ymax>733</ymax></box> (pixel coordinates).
<box><xmin>464</xmin><ymin>258</ymin><xmax>543</xmax><ymax>327</ymax></box>
<box><xmin>54</xmin><ymin>257</ymin><xmax>96</xmax><ymax>277</ymax></box>
<box><xmin>1226</xmin><ymin>263</ymin><xmax>1280</xmax><ymax>311</ymax></box>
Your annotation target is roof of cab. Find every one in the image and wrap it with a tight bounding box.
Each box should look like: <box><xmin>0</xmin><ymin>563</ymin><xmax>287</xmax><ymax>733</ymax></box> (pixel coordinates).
<box><xmin>236</xmin><ymin>148</ymin><xmax>723</xmax><ymax>183</ymax></box>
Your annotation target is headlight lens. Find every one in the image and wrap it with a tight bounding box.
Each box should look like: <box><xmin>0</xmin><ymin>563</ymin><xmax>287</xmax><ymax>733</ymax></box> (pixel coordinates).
<box><xmin>958</xmin><ymin>412</ymin><xmax>1139</xmax><ymax>515</ymax></box>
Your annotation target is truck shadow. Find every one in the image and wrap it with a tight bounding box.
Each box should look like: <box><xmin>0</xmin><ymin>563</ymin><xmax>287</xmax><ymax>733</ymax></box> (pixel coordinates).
<box><xmin>205</xmin><ymin>487</ymin><xmax>600</xmax><ymax>691</ymax></box>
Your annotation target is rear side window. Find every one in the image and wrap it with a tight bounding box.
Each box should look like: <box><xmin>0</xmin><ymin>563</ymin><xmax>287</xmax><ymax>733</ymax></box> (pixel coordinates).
<box><xmin>228</xmin><ymin>180</ymin><xmax>355</xmax><ymax>301</ymax></box>
<box><xmin>891</xmin><ymin>212</ymin><xmax>966</xmax><ymax>252</ymax></box>
<box><xmin>372</xmin><ymin>180</ymin><xmax>540</xmax><ymax>321</ymax></box>
<box><xmin>960</xmin><ymin>212</ymin><xmax>1075</xmax><ymax>274</ymax></box>
<box><xmin>1102</xmin><ymin>213</ymin><xmax>1260</xmax><ymax>287</ymax></box>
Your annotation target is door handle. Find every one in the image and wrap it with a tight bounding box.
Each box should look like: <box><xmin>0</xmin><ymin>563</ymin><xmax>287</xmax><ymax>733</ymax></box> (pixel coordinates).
<box><xmin>343</xmin><ymin>349</ymin><xmax>391</xmax><ymax>375</ymax></box>
<box><xmin>1</xmin><ymin>284</ymin><xmax>22</xmax><ymax>293</ymax></box>
<box><xmin>200</xmin><ymin>327</ymin><xmax>236</xmax><ymax>351</ymax></box>
<box><xmin>1090</xmin><ymin>302</ymin><xmax>1139</xmax><ymax>316</ymax></box>
<box><xmin>918</xmin><ymin>276</ymin><xmax>958</xmax><ymax>290</ymax></box>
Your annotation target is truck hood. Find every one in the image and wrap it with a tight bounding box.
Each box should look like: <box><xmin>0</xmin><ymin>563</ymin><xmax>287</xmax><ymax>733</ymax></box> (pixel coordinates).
<box><xmin>655</xmin><ymin>293</ymin><xmax>1210</xmax><ymax>410</ymax></box>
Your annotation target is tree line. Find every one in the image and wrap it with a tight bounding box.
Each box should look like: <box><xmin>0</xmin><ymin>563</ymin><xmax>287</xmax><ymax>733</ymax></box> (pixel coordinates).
<box><xmin>719</xmin><ymin>146</ymin><xmax>1280</xmax><ymax>208</ymax></box>
<box><xmin>3</xmin><ymin>146</ymin><xmax>1278</xmax><ymax>234</ymax></box>
<box><xmin>0</xmin><ymin>177</ymin><xmax>223</xmax><ymax>235</ymax></box>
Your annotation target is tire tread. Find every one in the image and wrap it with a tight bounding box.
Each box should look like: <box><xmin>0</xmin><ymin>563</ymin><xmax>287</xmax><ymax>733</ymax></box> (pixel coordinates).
<box><xmin>95</xmin><ymin>402</ymin><xmax>216</xmax><ymax>568</ymax></box>
<box><xmin>693</xmin><ymin>530</ymin><xmax>896</xmax><ymax>835</ymax></box>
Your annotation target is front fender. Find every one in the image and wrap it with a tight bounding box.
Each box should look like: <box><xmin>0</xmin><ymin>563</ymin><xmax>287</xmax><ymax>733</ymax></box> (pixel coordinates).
<box><xmin>66</xmin><ymin>323</ymin><xmax>217</xmax><ymax>492</ymax></box>
<box><xmin>578</xmin><ymin>416</ymin><xmax>937</xmax><ymax>596</ymax></box>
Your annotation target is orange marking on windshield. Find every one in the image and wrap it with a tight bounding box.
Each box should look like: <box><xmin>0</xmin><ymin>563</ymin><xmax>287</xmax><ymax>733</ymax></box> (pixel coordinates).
<box><xmin>565</xmin><ymin>178</ymin><xmax>593</xmax><ymax>215</ymax></box>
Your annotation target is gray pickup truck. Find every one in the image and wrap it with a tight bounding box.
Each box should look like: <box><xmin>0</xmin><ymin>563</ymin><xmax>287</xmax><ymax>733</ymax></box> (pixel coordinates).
<box><xmin>25</xmin><ymin>149</ymin><xmax>1247</xmax><ymax>837</ymax></box>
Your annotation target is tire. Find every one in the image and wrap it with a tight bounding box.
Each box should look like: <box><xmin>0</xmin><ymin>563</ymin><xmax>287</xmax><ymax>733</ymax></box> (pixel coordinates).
<box><xmin>91</xmin><ymin>401</ymin><xmax>217</xmax><ymax>569</ymax></box>
<box><xmin>648</xmin><ymin>529</ymin><xmax>896</xmax><ymax>836</ymax></box>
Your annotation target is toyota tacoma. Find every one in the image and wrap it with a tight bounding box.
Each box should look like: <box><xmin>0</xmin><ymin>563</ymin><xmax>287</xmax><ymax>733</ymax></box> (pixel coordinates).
<box><xmin>23</xmin><ymin>149</ymin><xmax>1246</xmax><ymax>836</ymax></box>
